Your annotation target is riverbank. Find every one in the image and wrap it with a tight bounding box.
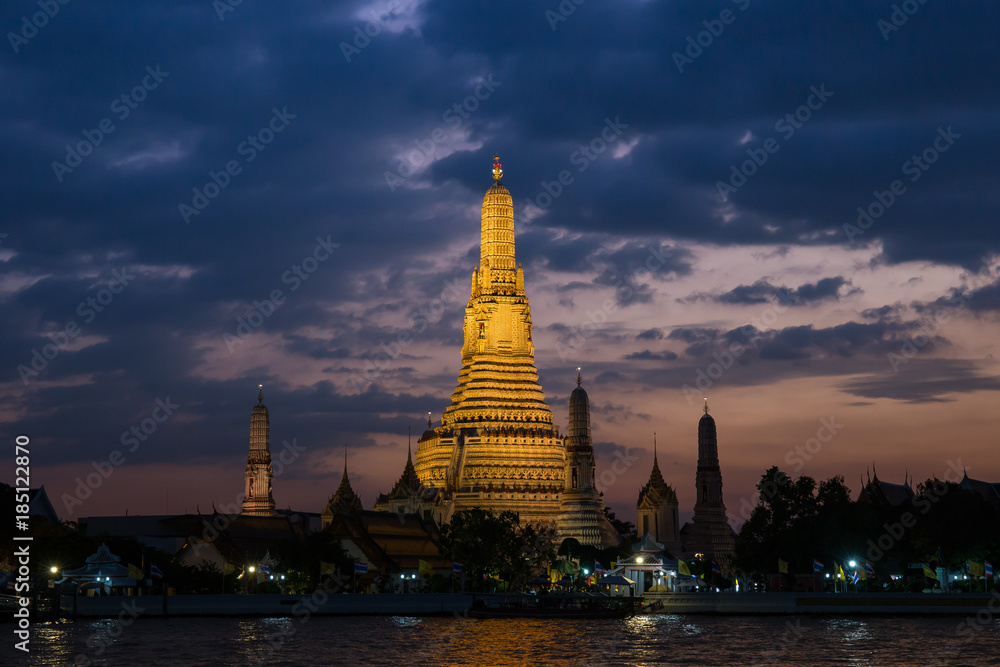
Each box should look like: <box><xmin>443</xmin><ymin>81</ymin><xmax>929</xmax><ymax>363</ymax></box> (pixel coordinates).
<box><xmin>644</xmin><ymin>591</ymin><xmax>1000</xmax><ymax>615</ymax></box>
<box><xmin>41</xmin><ymin>591</ymin><xmax>1000</xmax><ymax>619</ymax></box>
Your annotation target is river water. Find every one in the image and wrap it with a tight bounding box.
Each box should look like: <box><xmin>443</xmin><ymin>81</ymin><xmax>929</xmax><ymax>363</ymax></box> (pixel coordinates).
<box><xmin>11</xmin><ymin>614</ymin><xmax>1000</xmax><ymax>666</ymax></box>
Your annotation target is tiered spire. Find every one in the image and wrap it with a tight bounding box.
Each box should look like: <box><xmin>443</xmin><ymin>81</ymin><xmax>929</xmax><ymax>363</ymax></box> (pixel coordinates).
<box><xmin>328</xmin><ymin>446</ymin><xmax>362</xmax><ymax>514</ymax></box>
<box><xmin>441</xmin><ymin>154</ymin><xmax>554</xmax><ymax>433</ymax></box>
<box><xmin>241</xmin><ymin>385</ymin><xmax>277</xmax><ymax>516</ymax></box>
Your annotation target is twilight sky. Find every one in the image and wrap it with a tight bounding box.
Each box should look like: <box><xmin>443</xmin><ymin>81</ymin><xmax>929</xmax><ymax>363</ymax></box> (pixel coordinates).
<box><xmin>3</xmin><ymin>0</ymin><xmax>1000</xmax><ymax>528</ymax></box>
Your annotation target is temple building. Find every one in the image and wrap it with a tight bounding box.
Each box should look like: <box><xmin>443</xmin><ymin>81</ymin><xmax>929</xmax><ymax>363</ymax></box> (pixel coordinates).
<box><xmin>638</xmin><ymin>401</ymin><xmax>735</xmax><ymax>566</ymax></box>
<box><xmin>241</xmin><ymin>386</ymin><xmax>277</xmax><ymax>517</ymax></box>
<box><xmin>372</xmin><ymin>426</ymin><xmax>446</xmax><ymax>524</ymax></box>
<box><xmin>679</xmin><ymin>400</ymin><xmax>735</xmax><ymax>564</ymax></box>
<box><xmin>321</xmin><ymin>451</ymin><xmax>363</xmax><ymax>527</ymax></box>
<box><xmin>412</xmin><ymin>155</ymin><xmax>618</xmax><ymax>546</ymax></box>
<box><xmin>636</xmin><ymin>437</ymin><xmax>681</xmax><ymax>557</ymax></box>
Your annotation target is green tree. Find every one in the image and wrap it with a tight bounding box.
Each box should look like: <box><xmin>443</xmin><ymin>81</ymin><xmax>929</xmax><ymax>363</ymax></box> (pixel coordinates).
<box><xmin>440</xmin><ymin>509</ymin><xmax>555</xmax><ymax>592</ymax></box>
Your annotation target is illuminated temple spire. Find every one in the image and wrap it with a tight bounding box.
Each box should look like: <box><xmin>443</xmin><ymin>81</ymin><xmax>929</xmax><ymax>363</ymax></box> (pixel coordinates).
<box><xmin>241</xmin><ymin>385</ymin><xmax>277</xmax><ymax>516</ymax></box>
<box><xmin>440</xmin><ymin>154</ymin><xmax>553</xmax><ymax>432</ymax></box>
<box><xmin>414</xmin><ymin>153</ymin><xmax>618</xmax><ymax>539</ymax></box>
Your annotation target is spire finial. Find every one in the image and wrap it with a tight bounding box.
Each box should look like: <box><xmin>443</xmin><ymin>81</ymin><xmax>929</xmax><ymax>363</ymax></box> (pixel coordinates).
<box><xmin>492</xmin><ymin>152</ymin><xmax>503</xmax><ymax>182</ymax></box>
<box><xmin>703</xmin><ymin>397</ymin><xmax>709</xmax><ymax>414</ymax></box>
<box><xmin>258</xmin><ymin>384</ymin><xmax>263</xmax><ymax>403</ymax></box>
<box><xmin>653</xmin><ymin>432</ymin><xmax>658</xmax><ymax>463</ymax></box>
<box><xmin>576</xmin><ymin>367</ymin><xmax>582</xmax><ymax>386</ymax></box>
<box><xmin>408</xmin><ymin>426</ymin><xmax>412</xmax><ymax>459</ymax></box>
<box><xmin>427</xmin><ymin>411</ymin><xmax>432</xmax><ymax>429</ymax></box>
<box><xmin>343</xmin><ymin>444</ymin><xmax>349</xmax><ymax>477</ymax></box>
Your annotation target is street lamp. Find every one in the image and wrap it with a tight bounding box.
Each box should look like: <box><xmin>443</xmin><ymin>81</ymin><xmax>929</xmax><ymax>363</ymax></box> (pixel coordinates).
<box><xmin>848</xmin><ymin>560</ymin><xmax>857</xmax><ymax>568</ymax></box>
<box><xmin>50</xmin><ymin>566</ymin><xmax>58</xmax><ymax>574</ymax></box>
<box><xmin>637</xmin><ymin>557</ymin><xmax>644</xmax><ymax>564</ymax></box>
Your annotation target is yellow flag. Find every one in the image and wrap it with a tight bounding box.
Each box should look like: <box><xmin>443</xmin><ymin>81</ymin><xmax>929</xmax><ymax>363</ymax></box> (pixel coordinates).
<box><xmin>320</xmin><ymin>562</ymin><xmax>337</xmax><ymax>575</ymax></box>
<box><xmin>678</xmin><ymin>560</ymin><xmax>691</xmax><ymax>576</ymax></box>
<box><xmin>419</xmin><ymin>560</ymin><xmax>433</xmax><ymax>577</ymax></box>
<box><xmin>128</xmin><ymin>563</ymin><xmax>142</xmax><ymax>579</ymax></box>
<box><xmin>923</xmin><ymin>565</ymin><xmax>938</xmax><ymax>580</ymax></box>
<box><xmin>969</xmin><ymin>561</ymin><xmax>985</xmax><ymax>577</ymax></box>
<box><xmin>223</xmin><ymin>563</ymin><xmax>236</xmax><ymax>575</ymax></box>
<box><xmin>858</xmin><ymin>566</ymin><xmax>866</xmax><ymax>581</ymax></box>
<box><xmin>836</xmin><ymin>562</ymin><xmax>845</xmax><ymax>580</ymax></box>
<box><xmin>778</xmin><ymin>559</ymin><xmax>789</xmax><ymax>574</ymax></box>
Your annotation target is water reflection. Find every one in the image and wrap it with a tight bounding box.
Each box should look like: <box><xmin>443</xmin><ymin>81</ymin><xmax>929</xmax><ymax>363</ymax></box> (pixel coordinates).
<box><xmin>17</xmin><ymin>614</ymin><xmax>1000</xmax><ymax>667</ymax></box>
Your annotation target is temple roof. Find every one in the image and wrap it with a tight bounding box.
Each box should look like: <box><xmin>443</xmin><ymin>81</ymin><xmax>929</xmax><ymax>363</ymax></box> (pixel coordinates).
<box><xmin>638</xmin><ymin>436</ymin><xmax>677</xmax><ymax>506</ymax></box>
<box><xmin>325</xmin><ymin>454</ymin><xmax>362</xmax><ymax>515</ymax></box>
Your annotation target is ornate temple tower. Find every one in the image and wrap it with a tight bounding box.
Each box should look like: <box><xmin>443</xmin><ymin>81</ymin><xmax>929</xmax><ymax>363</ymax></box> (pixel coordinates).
<box><xmin>557</xmin><ymin>371</ymin><xmax>618</xmax><ymax>546</ymax></box>
<box><xmin>637</xmin><ymin>436</ymin><xmax>681</xmax><ymax>557</ymax></box>
<box><xmin>241</xmin><ymin>386</ymin><xmax>277</xmax><ymax>516</ymax></box>
<box><xmin>681</xmin><ymin>400</ymin><xmax>735</xmax><ymax>563</ymax></box>
<box><xmin>414</xmin><ymin>155</ymin><xmax>568</xmax><ymax>528</ymax></box>
<box><xmin>321</xmin><ymin>450</ymin><xmax>363</xmax><ymax>528</ymax></box>
<box><xmin>373</xmin><ymin>427</ymin><xmax>445</xmax><ymax>524</ymax></box>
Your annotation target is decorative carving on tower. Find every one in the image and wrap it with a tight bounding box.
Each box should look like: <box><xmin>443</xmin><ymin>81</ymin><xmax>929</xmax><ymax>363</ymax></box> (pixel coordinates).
<box><xmin>637</xmin><ymin>434</ymin><xmax>681</xmax><ymax>557</ymax></box>
<box><xmin>241</xmin><ymin>385</ymin><xmax>277</xmax><ymax>517</ymax></box>
<box><xmin>681</xmin><ymin>400</ymin><xmax>735</xmax><ymax>564</ymax></box>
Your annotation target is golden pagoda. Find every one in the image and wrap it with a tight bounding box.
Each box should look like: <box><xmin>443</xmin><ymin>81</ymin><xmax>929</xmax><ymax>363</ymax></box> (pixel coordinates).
<box><xmin>414</xmin><ymin>154</ymin><xmax>572</xmax><ymax>529</ymax></box>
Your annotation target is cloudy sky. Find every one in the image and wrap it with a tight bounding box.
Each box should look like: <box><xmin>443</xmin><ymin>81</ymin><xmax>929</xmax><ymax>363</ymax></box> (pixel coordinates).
<box><xmin>4</xmin><ymin>0</ymin><xmax>999</xmax><ymax>528</ymax></box>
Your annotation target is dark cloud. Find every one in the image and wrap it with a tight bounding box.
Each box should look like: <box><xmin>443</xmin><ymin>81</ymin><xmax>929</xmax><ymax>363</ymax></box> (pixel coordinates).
<box><xmin>684</xmin><ymin>276</ymin><xmax>860</xmax><ymax>307</ymax></box>
<box><xmin>839</xmin><ymin>360</ymin><xmax>1000</xmax><ymax>404</ymax></box>
<box><xmin>636</xmin><ymin>328</ymin><xmax>663</xmax><ymax>341</ymax></box>
<box><xmin>624</xmin><ymin>350</ymin><xmax>678</xmax><ymax>361</ymax></box>
<box><xmin>4</xmin><ymin>0</ymin><xmax>1000</xmax><ymax>512</ymax></box>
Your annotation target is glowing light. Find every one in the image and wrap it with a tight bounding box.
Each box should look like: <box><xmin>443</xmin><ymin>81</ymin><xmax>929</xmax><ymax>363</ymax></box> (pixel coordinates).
<box><xmin>50</xmin><ymin>566</ymin><xmax>58</xmax><ymax>574</ymax></box>
<box><xmin>249</xmin><ymin>566</ymin><xmax>255</xmax><ymax>573</ymax></box>
<box><xmin>636</xmin><ymin>557</ymin><xmax>644</xmax><ymax>564</ymax></box>
<box><xmin>848</xmin><ymin>560</ymin><xmax>857</xmax><ymax>568</ymax></box>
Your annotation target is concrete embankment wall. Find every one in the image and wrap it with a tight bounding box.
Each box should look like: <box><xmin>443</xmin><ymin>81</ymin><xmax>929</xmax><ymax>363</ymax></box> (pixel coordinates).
<box><xmin>62</xmin><ymin>593</ymin><xmax>475</xmax><ymax>618</ymax></box>
<box><xmin>644</xmin><ymin>591</ymin><xmax>1000</xmax><ymax>615</ymax></box>
<box><xmin>60</xmin><ymin>591</ymin><xmax>1000</xmax><ymax>619</ymax></box>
